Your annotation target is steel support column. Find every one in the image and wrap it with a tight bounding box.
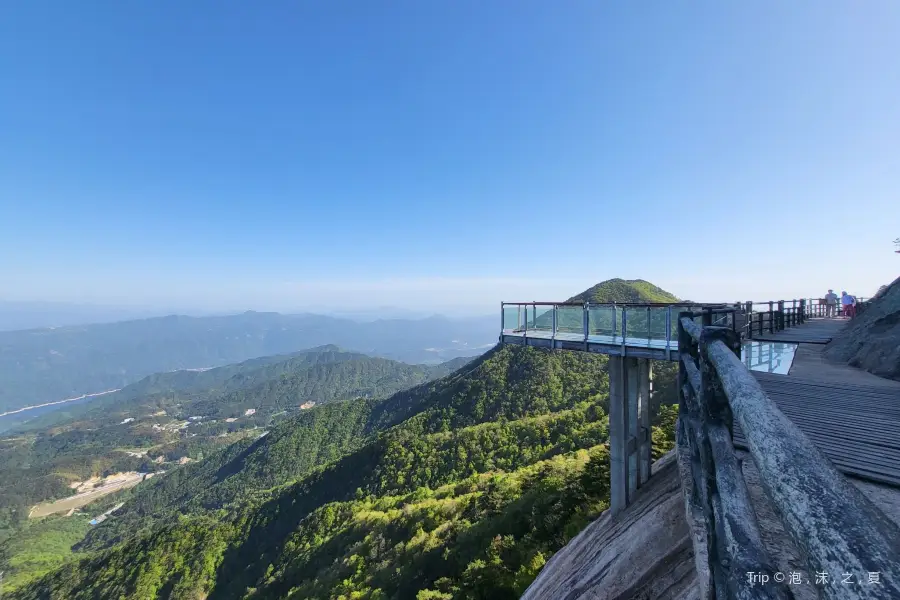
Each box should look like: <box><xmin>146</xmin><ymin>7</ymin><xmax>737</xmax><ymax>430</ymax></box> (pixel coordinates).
<box><xmin>610</xmin><ymin>356</ymin><xmax>653</xmax><ymax>514</ymax></box>
<box><xmin>638</xmin><ymin>358</ymin><xmax>652</xmax><ymax>487</ymax></box>
<box><xmin>608</xmin><ymin>355</ymin><xmax>627</xmax><ymax>515</ymax></box>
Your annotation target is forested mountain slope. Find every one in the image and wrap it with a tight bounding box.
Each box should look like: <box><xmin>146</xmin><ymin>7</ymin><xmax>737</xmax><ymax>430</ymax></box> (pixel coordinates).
<box><xmin>566</xmin><ymin>278</ymin><xmax>680</xmax><ymax>304</ymax></box>
<box><xmin>18</xmin><ymin>344</ymin><xmax>669</xmax><ymax>599</ymax></box>
<box><xmin>73</xmin><ymin>345</ymin><xmax>606</xmax><ymax>552</ymax></box>
<box><xmin>11</xmin><ymin>279</ymin><xmax>681</xmax><ymax>599</ymax></box>
<box><xmin>0</xmin><ymin>348</ymin><xmax>471</xmax><ymax>554</ymax></box>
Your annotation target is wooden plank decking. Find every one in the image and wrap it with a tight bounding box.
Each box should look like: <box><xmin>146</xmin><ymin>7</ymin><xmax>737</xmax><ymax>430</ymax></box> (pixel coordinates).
<box><xmin>733</xmin><ymin>321</ymin><xmax>900</xmax><ymax>487</ymax></box>
<box><xmin>749</xmin><ymin>317</ymin><xmax>848</xmax><ymax>344</ymax></box>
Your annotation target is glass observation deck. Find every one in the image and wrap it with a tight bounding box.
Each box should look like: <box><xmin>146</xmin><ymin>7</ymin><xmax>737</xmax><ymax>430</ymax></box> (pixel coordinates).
<box><xmin>500</xmin><ymin>302</ymin><xmax>736</xmax><ymax>360</ymax></box>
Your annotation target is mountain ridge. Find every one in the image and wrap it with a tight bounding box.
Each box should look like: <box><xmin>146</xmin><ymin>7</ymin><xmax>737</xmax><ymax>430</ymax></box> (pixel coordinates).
<box><xmin>0</xmin><ymin>311</ymin><xmax>496</xmax><ymax>414</ymax></box>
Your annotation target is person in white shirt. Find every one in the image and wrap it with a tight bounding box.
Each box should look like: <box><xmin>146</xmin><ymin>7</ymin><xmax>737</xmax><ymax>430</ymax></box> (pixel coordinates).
<box><xmin>824</xmin><ymin>289</ymin><xmax>837</xmax><ymax>317</ymax></box>
<box><xmin>841</xmin><ymin>291</ymin><xmax>853</xmax><ymax>318</ymax></box>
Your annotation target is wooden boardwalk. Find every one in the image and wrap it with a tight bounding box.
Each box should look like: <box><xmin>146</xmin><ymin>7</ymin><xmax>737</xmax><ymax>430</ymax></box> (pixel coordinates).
<box><xmin>733</xmin><ymin>318</ymin><xmax>900</xmax><ymax>487</ymax></box>
<box><xmin>750</xmin><ymin>317</ymin><xmax>847</xmax><ymax>344</ymax></box>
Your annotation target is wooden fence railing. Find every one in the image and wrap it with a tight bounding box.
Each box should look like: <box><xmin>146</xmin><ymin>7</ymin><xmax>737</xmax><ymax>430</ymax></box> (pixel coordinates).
<box><xmin>742</xmin><ymin>299</ymin><xmax>807</xmax><ymax>338</ymax></box>
<box><xmin>676</xmin><ymin>310</ymin><xmax>900</xmax><ymax>599</ymax></box>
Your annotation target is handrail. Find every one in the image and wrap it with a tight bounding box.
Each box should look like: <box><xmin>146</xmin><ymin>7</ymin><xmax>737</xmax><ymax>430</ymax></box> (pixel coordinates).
<box><xmin>501</xmin><ymin>301</ymin><xmax>733</xmax><ymax>307</ymax></box>
<box><xmin>677</xmin><ymin>314</ymin><xmax>900</xmax><ymax>599</ymax></box>
<box><xmin>501</xmin><ymin>296</ymin><xmax>849</xmax><ymax>347</ymax></box>
<box><xmin>500</xmin><ymin>302</ymin><xmax>741</xmax><ymax>350</ymax></box>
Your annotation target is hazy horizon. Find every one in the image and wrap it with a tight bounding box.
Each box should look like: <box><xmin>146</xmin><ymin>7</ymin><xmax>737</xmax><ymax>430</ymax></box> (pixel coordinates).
<box><xmin>1</xmin><ymin>270</ymin><xmax>893</xmax><ymax>331</ymax></box>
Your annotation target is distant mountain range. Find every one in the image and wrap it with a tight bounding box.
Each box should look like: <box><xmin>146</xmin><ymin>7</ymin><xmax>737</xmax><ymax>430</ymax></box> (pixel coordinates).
<box><xmin>0</xmin><ymin>301</ymin><xmax>465</xmax><ymax>331</ymax></box>
<box><xmin>0</xmin><ymin>301</ymin><xmax>186</xmax><ymax>331</ymax></box>
<box><xmin>0</xmin><ymin>311</ymin><xmax>496</xmax><ymax>414</ymax></box>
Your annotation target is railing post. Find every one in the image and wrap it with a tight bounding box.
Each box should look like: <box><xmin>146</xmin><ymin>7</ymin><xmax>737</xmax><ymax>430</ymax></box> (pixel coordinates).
<box><xmin>523</xmin><ymin>305</ymin><xmax>528</xmax><ymax>338</ymax></box>
<box><xmin>697</xmin><ymin>327</ymin><xmax>790</xmax><ymax>599</ymax></box>
<box><xmin>745</xmin><ymin>301</ymin><xmax>753</xmax><ymax>339</ymax></box>
<box><xmin>665</xmin><ymin>306</ymin><xmax>672</xmax><ymax>352</ymax></box>
<box><xmin>777</xmin><ymin>300</ymin><xmax>785</xmax><ymax>331</ymax></box>
<box><xmin>551</xmin><ymin>304</ymin><xmax>557</xmax><ymax>345</ymax></box>
<box><xmin>732</xmin><ymin>302</ymin><xmax>740</xmax><ymax>335</ymax></box>
<box><xmin>799</xmin><ymin>298</ymin><xmax>806</xmax><ymax>323</ymax></box>
<box><xmin>582</xmin><ymin>304</ymin><xmax>589</xmax><ymax>346</ymax></box>
<box><xmin>611</xmin><ymin>304</ymin><xmax>617</xmax><ymax>339</ymax></box>
<box><xmin>676</xmin><ymin>313</ymin><xmax>713</xmax><ymax>597</ymax></box>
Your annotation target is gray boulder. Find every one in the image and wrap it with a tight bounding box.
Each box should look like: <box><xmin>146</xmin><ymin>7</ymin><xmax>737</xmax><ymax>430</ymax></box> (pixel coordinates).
<box><xmin>824</xmin><ymin>275</ymin><xmax>900</xmax><ymax>381</ymax></box>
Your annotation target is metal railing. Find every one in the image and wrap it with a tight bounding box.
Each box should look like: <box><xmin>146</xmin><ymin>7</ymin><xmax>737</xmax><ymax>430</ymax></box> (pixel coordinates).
<box><xmin>501</xmin><ymin>302</ymin><xmax>736</xmax><ymax>349</ymax></box>
<box><xmin>676</xmin><ymin>312</ymin><xmax>900</xmax><ymax>599</ymax></box>
<box><xmin>742</xmin><ymin>299</ymin><xmax>808</xmax><ymax>338</ymax></box>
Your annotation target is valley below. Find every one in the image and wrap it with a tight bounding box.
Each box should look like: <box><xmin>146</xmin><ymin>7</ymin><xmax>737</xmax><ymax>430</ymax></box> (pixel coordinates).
<box><xmin>29</xmin><ymin>472</ymin><xmax>147</xmax><ymax>518</ymax></box>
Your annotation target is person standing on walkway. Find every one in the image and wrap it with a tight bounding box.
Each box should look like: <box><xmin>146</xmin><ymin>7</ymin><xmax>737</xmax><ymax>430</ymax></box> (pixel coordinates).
<box><xmin>824</xmin><ymin>289</ymin><xmax>837</xmax><ymax>317</ymax></box>
<box><xmin>841</xmin><ymin>291</ymin><xmax>853</xmax><ymax>318</ymax></box>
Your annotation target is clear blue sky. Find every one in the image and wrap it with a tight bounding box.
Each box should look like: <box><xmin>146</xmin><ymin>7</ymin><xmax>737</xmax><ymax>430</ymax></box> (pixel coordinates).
<box><xmin>1</xmin><ymin>1</ymin><xmax>898</xmax><ymax>315</ymax></box>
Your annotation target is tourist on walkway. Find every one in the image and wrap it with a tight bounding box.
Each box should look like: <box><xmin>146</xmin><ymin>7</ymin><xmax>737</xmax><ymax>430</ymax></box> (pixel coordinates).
<box><xmin>841</xmin><ymin>291</ymin><xmax>854</xmax><ymax>318</ymax></box>
<box><xmin>824</xmin><ymin>289</ymin><xmax>837</xmax><ymax>317</ymax></box>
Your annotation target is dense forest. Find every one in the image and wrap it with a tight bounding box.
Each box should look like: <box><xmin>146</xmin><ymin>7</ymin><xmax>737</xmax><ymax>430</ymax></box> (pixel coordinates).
<box><xmin>6</xmin><ymin>279</ymin><xmax>683</xmax><ymax>599</ymax></box>
<box><xmin>565</xmin><ymin>278</ymin><xmax>680</xmax><ymax>304</ymax></box>
<box><xmin>0</xmin><ymin>348</ymin><xmax>470</xmax><ymax>554</ymax></box>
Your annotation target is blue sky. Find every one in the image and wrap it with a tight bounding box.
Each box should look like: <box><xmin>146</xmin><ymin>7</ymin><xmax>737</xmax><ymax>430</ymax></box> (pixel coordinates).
<box><xmin>1</xmin><ymin>1</ymin><xmax>898</xmax><ymax>315</ymax></box>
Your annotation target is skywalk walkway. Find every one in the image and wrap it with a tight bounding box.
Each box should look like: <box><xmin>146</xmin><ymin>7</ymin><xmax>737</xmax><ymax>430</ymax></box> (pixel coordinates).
<box><xmin>500</xmin><ymin>302</ymin><xmax>731</xmax><ymax>361</ymax></box>
<box><xmin>732</xmin><ymin>317</ymin><xmax>900</xmax><ymax>486</ymax></box>
<box><xmin>500</xmin><ymin>299</ymin><xmax>900</xmax><ymax>598</ymax></box>
<box><xmin>747</xmin><ymin>315</ymin><xmax>847</xmax><ymax>344</ymax></box>
<box><xmin>736</xmin><ymin>319</ymin><xmax>900</xmax><ymax>486</ymax></box>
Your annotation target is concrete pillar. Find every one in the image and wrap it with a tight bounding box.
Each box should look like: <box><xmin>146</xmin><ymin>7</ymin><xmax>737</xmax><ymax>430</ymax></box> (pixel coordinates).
<box><xmin>611</xmin><ymin>356</ymin><xmax>653</xmax><ymax>515</ymax></box>
<box><xmin>638</xmin><ymin>359</ymin><xmax>652</xmax><ymax>487</ymax></box>
<box><xmin>626</xmin><ymin>357</ymin><xmax>639</xmax><ymax>499</ymax></box>
<box><xmin>608</xmin><ymin>355</ymin><xmax>627</xmax><ymax>515</ymax></box>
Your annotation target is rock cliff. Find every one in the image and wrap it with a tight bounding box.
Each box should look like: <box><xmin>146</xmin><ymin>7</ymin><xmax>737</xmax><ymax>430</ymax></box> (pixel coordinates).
<box><xmin>523</xmin><ymin>449</ymin><xmax>900</xmax><ymax>599</ymax></box>
<box><xmin>823</xmin><ymin>275</ymin><xmax>900</xmax><ymax>380</ymax></box>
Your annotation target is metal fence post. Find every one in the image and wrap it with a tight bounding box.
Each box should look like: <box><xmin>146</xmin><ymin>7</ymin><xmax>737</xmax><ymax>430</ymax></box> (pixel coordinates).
<box><xmin>551</xmin><ymin>304</ymin><xmax>557</xmax><ymax>345</ymax></box>
<box><xmin>665</xmin><ymin>306</ymin><xmax>672</xmax><ymax>352</ymax></box>
<box><xmin>582</xmin><ymin>304</ymin><xmax>589</xmax><ymax>348</ymax></box>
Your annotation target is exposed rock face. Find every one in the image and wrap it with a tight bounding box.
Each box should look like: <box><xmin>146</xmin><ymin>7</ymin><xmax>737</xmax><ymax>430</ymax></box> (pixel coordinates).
<box><xmin>522</xmin><ymin>451</ymin><xmax>699</xmax><ymax>600</ymax></box>
<box><xmin>523</xmin><ymin>449</ymin><xmax>900</xmax><ymax>599</ymax></box>
<box><xmin>824</xmin><ymin>276</ymin><xmax>900</xmax><ymax>381</ymax></box>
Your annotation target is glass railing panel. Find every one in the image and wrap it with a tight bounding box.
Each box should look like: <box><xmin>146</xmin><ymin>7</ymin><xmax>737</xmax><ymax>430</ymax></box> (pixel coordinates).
<box><xmin>624</xmin><ymin>306</ymin><xmax>651</xmax><ymax>340</ymax></box>
<box><xmin>588</xmin><ymin>305</ymin><xmax>617</xmax><ymax>337</ymax></box>
<box><xmin>525</xmin><ymin>305</ymin><xmax>554</xmax><ymax>333</ymax></box>
<box><xmin>648</xmin><ymin>306</ymin><xmax>671</xmax><ymax>341</ymax></box>
<box><xmin>669</xmin><ymin>305</ymin><xmax>697</xmax><ymax>341</ymax></box>
<box><xmin>502</xmin><ymin>305</ymin><xmax>525</xmax><ymax>332</ymax></box>
<box><xmin>556</xmin><ymin>305</ymin><xmax>584</xmax><ymax>335</ymax></box>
